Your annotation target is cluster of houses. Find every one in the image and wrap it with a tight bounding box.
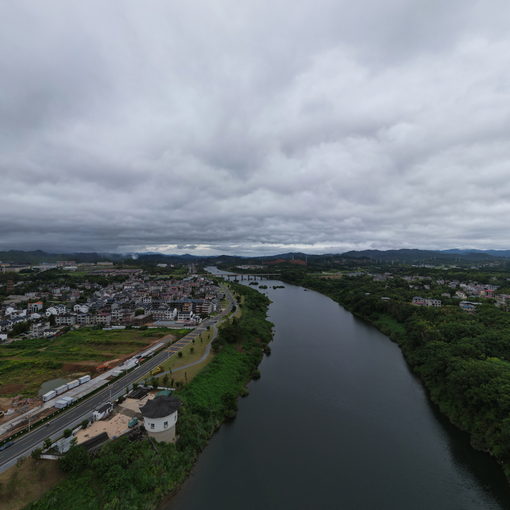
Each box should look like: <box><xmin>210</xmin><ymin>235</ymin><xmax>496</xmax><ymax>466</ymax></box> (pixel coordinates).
<box><xmin>356</xmin><ymin>272</ymin><xmax>510</xmax><ymax>313</ymax></box>
<box><xmin>0</xmin><ymin>273</ymin><xmax>221</xmax><ymax>342</ymax></box>
<box><xmin>409</xmin><ymin>279</ymin><xmax>508</xmax><ymax>311</ymax></box>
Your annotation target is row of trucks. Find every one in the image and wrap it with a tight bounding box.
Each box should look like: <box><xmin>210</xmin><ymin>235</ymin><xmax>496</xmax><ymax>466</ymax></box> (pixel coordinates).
<box><xmin>41</xmin><ymin>374</ymin><xmax>92</xmax><ymax>403</ymax></box>
<box><xmin>54</xmin><ymin>396</ymin><xmax>75</xmax><ymax>409</ymax></box>
<box><xmin>108</xmin><ymin>342</ymin><xmax>165</xmax><ymax>377</ymax></box>
<box><xmin>111</xmin><ymin>358</ymin><xmax>139</xmax><ymax>377</ymax></box>
<box><xmin>42</xmin><ymin>342</ymin><xmax>165</xmax><ymax>407</ymax></box>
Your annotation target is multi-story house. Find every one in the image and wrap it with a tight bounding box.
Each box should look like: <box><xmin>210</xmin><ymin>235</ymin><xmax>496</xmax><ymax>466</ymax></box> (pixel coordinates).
<box><xmin>28</xmin><ymin>301</ymin><xmax>43</xmax><ymax>313</ymax></box>
<box><xmin>76</xmin><ymin>313</ymin><xmax>95</xmax><ymax>326</ymax></box>
<box><xmin>412</xmin><ymin>297</ymin><xmax>442</xmax><ymax>307</ymax></box>
<box><xmin>55</xmin><ymin>314</ymin><xmax>76</xmax><ymax>326</ymax></box>
<box><xmin>96</xmin><ymin>313</ymin><xmax>112</xmax><ymax>326</ymax></box>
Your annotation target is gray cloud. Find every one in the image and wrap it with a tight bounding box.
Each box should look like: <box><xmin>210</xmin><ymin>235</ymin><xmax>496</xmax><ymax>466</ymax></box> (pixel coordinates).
<box><xmin>1</xmin><ymin>0</ymin><xmax>510</xmax><ymax>255</ymax></box>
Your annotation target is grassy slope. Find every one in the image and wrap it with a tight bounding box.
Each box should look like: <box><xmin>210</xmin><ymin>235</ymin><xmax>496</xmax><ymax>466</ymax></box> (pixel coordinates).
<box><xmin>0</xmin><ymin>457</ymin><xmax>65</xmax><ymax>510</ymax></box>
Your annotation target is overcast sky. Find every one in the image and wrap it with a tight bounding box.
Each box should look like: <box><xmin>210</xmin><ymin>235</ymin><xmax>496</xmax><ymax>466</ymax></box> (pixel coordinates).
<box><xmin>2</xmin><ymin>1</ymin><xmax>510</xmax><ymax>255</ymax></box>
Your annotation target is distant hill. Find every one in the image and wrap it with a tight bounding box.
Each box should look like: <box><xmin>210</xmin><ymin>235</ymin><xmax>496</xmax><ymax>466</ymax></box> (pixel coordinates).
<box><xmin>1</xmin><ymin>248</ymin><xmax>509</xmax><ymax>266</ymax></box>
<box><xmin>442</xmin><ymin>249</ymin><xmax>510</xmax><ymax>259</ymax></box>
<box><xmin>340</xmin><ymin>249</ymin><xmax>501</xmax><ymax>264</ymax></box>
<box><xmin>0</xmin><ymin>250</ymin><xmax>122</xmax><ymax>264</ymax></box>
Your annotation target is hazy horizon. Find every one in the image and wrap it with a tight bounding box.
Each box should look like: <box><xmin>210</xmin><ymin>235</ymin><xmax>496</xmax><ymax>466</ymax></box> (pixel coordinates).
<box><xmin>1</xmin><ymin>246</ymin><xmax>510</xmax><ymax>259</ymax></box>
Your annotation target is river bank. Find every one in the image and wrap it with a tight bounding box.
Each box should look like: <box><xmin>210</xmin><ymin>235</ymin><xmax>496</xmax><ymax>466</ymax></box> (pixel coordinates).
<box><xmin>28</xmin><ymin>283</ymin><xmax>273</xmax><ymax>510</ymax></box>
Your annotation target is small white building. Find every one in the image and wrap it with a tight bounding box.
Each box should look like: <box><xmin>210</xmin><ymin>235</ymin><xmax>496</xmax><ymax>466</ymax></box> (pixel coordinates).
<box><xmin>92</xmin><ymin>402</ymin><xmax>114</xmax><ymax>421</ymax></box>
<box><xmin>140</xmin><ymin>396</ymin><xmax>181</xmax><ymax>443</ymax></box>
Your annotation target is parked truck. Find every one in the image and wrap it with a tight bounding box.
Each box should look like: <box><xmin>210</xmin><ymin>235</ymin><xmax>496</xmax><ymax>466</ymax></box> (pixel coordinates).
<box><xmin>55</xmin><ymin>384</ymin><xmax>68</xmax><ymax>395</ymax></box>
<box><xmin>67</xmin><ymin>379</ymin><xmax>80</xmax><ymax>390</ymax></box>
<box><xmin>54</xmin><ymin>399</ymin><xmax>68</xmax><ymax>409</ymax></box>
<box><xmin>42</xmin><ymin>390</ymin><xmax>57</xmax><ymax>402</ymax></box>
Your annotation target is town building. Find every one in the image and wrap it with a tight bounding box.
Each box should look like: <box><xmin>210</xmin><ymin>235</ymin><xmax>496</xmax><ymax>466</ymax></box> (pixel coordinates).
<box><xmin>412</xmin><ymin>297</ymin><xmax>442</xmax><ymax>307</ymax></box>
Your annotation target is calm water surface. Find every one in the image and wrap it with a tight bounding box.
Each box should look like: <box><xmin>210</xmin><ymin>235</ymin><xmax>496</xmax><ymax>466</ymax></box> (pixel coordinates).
<box><xmin>166</xmin><ymin>272</ymin><xmax>510</xmax><ymax>510</ymax></box>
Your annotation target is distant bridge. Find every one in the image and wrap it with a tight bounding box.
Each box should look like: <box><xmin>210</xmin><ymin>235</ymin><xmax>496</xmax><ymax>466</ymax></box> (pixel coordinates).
<box><xmin>218</xmin><ymin>273</ymin><xmax>281</xmax><ymax>281</ymax></box>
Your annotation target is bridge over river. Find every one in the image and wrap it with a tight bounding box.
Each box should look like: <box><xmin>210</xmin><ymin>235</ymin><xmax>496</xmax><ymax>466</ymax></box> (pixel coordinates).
<box><xmin>214</xmin><ymin>273</ymin><xmax>280</xmax><ymax>281</ymax></box>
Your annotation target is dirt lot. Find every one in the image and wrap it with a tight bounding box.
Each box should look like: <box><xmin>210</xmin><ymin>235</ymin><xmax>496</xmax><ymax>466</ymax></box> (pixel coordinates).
<box><xmin>76</xmin><ymin>413</ymin><xmax>130</xmax><ymax>443</ymax></box>
<box><xmin>75</xmin><ymin>394</ymin><xmax>156</xmax><ymax>444</ymax></box>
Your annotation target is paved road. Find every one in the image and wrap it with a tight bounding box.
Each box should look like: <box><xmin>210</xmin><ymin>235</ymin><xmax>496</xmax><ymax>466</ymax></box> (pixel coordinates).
<box><xmin>0</xmin><ymin>285</ymin><xmax>235</xmax><ymax>473</ymax></box>
<box><xmin>169</xmin><ymin>285</ymin><xmax>236</xmax><ymax>376</ymax></box>
<box><xmin>159</xmin><ymin>298</ymin><xmax>228</xmax><ymax>377</ymax></box>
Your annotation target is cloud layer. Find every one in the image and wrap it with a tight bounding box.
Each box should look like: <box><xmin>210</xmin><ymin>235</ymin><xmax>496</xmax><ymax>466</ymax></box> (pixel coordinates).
<box><xmin>2</xmin><ymin>0</ymin><xmax>510</xmax><ymax>255</ymax></box>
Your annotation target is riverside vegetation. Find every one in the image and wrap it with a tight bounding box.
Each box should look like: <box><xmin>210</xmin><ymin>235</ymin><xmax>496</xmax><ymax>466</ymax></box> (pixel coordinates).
<box><xmin>281</xmin><ymin>268</ymin><xmax>510</xmax><ymax>482</ymax></box>
<box><xmin>27</xmin><ymin>283</ymin><xmax>272</xmax><ymax>510</ymax></box>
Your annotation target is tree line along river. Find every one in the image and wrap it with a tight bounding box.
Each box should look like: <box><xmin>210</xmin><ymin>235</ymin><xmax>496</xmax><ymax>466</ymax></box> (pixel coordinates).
<box><xmin>164</xmin><ymin>270</ymin><xmax>510</xmax><ymax>510</ymax></box>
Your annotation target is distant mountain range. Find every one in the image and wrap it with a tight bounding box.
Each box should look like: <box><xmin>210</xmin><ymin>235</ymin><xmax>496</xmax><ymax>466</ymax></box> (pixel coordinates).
<box><xmin>442</xmin><ymin>249</ymin><xmax>510</xmax><ymax>258</ymax></box>
<box><xmin>1</xmin><ymin>248</ymin><xmax>510</xmax><ymax>265</ymax></box>
<box><xmin>340</xmin><ymin>249</ymin><xmax>507</xmax><ymax>263</ymax></box>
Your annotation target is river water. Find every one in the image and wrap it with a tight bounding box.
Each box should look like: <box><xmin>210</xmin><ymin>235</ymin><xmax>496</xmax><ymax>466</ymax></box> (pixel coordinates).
<box><xmin>165</xmin><ymin>271</ymin><xmax>510</xmax><ymax>510</ymax></box>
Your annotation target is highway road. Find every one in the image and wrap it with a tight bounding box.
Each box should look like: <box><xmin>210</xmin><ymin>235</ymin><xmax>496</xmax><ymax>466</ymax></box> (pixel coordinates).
<box><xmin>0</xmin><ymin>284</ymin><xmax>235</xmax><ymax>473</ymax></box>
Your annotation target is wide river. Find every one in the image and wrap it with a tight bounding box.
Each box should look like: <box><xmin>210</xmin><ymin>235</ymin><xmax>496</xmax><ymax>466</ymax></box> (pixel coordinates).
<box><xmin>165</xmin><ymin>270</ymin><xmax>510</xmax><ymax>509</ymax></box>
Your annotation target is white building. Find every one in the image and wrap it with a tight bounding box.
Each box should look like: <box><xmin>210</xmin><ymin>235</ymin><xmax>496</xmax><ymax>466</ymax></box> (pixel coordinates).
<box><xmin>28</xmin><ymin>301</ymin><xmax>43</xmax><ymax>313</ymax></box>
<box><xmin>412</xmin><ymin>296</ymin><xmax>442</xmax><ymax>307</ymax></box>
<box><xmin>46</xmin><ymin>304</ymin><xmax>67</xmax><ymax>316</ymax></box>
<box><xmin>140</xmin><ymin>396</ymin><xmax>181</xmax><ymax>443</ymax></box>
<box><xmin>92</xmin><ymin>402</ymin><xmax>114</xmax><ymax>421</ymax></box>
<box><xmin>177</xmin><ymin>311</ymin><xmax>195</xmax><ymax>322</ymax></box>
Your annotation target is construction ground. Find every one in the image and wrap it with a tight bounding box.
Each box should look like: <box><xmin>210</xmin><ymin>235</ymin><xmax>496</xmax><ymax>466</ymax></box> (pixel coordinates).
<box><xmin>76</xmin><ymin>393</ymin><xmax>155</xmax><ymax>444</ymax></box>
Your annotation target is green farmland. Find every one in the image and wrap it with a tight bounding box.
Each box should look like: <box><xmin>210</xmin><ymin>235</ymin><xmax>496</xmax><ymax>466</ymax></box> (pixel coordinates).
<box><xmin>0</xmin><ymin>328</ymin><xmax>189</xmax><ymax>398</ymax></box>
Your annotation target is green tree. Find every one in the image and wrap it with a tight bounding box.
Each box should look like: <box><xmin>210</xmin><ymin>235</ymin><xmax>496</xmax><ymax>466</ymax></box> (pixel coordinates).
<box><xmin>59</xmin><ymin>445</ymin><xmax>90</xmax><ymax>474</ymax></box>
<box><xmin>11</xmin><ymin>321</ymin><xmax>30</xmax><ymax>336</ymax></box>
